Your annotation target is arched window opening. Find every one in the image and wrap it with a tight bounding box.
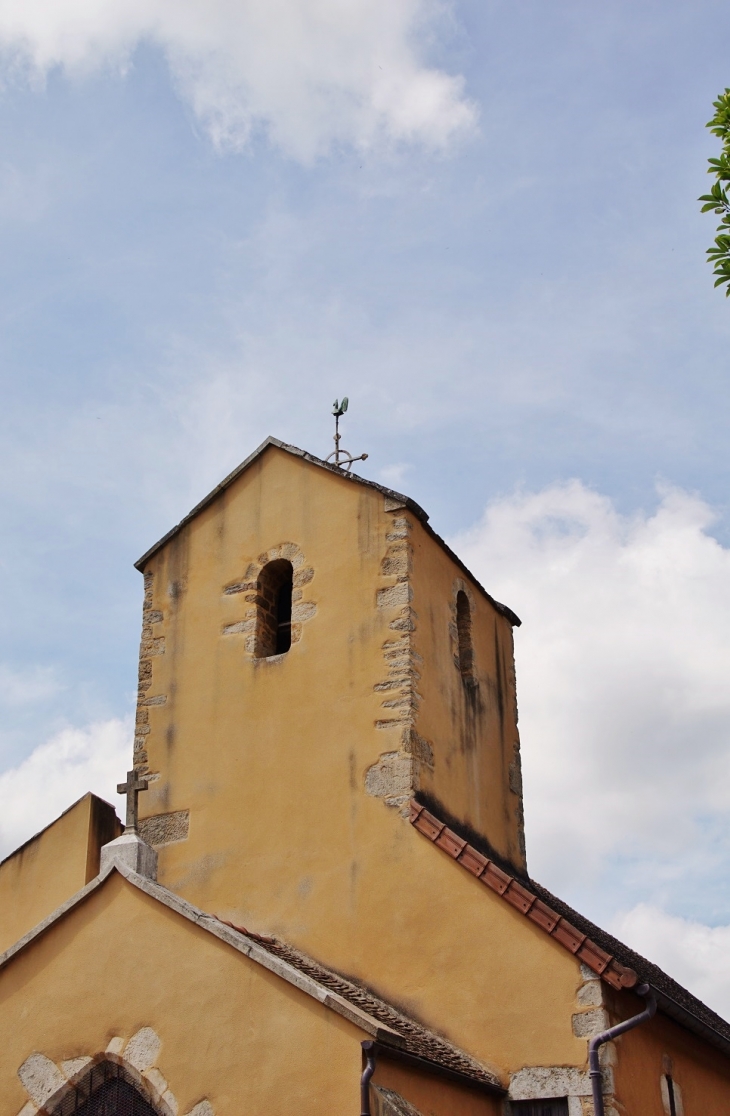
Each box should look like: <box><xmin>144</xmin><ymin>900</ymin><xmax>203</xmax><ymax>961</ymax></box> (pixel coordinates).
<box><xmin>456</xmin><ymin>590</ymin><xmax>475</xmax><ymax>684</ymax></box>
<box><xmin>51</xmin><ymin>1061</ymin><xmax>162</xmax><ymax>1116</ymax></box>
<box><xmin>256</xmin><ymin>559</ymin><xmax>294</xmax><ymax>658</ymax></box>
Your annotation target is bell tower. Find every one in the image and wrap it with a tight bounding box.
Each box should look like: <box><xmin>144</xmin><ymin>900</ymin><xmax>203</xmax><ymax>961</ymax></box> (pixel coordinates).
<box><xmin>133</xmin><ymin>437</ymin><xmax>525</xmax><ymax>974</ymax></box>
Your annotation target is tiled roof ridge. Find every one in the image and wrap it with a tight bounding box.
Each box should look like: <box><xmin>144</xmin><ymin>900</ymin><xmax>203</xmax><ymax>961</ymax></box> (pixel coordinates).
<box><xmin>409</xmin><ymin>801</ymin><xmax>638</xmax><ymax>991</ymax></box>
<box><xmin>526</xmin><ymin>878</ymin><xmax>730</xmax><ymax>1042</ymax></box>
<box><xmin>410</xmin><ymin>800</ymin><xmax>730</xmax><ymax>1052</ymax></box>
<box><xmin>216</xmin><ymin>918</ymin><xmax>501</xmax><ymax>1089</ymax></box>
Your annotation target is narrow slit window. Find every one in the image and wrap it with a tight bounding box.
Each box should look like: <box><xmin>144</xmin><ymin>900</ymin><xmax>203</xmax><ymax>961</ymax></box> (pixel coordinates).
<box><xmin>255</xmin><ymin>559</ymin><xmax>293</xmax><ymax>658</ymax></box>
<box><xmin>456</xmin><ymin>590</ymin><xmax>475</xmax><ymax>682</ymax></box>
<box><xmin>275</xmin><ymin>576</ymin><xmax>292</xmax><ymax>654</ymax></box>
<box><xmin>665</xmin><ymin>1075</ymin><xmax>678</xmax><ymax>1116</ymax></box>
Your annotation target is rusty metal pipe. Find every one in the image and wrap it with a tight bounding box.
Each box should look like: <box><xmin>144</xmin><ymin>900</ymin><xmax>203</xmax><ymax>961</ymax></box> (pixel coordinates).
<box><xmin>589</xmin><ymin>983</ymin><xmax>656</xmax><ymax>1116</ymax></box>
<box><xmin>360</xmin><ymin>1041</ymin><xmax>377</xmax><ymax>1115</ymax></box>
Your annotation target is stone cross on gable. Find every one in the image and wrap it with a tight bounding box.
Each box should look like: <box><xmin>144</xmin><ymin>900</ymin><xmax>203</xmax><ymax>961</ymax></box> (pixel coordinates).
<box><xmin>117</xmin><ymin>768</ymin><xmax>149</xmax><ymax>833</ymax></box>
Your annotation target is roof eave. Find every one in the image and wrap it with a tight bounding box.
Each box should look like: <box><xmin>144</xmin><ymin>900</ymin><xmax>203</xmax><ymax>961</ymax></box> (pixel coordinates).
<box><xmin>133</xmin><ymin>437</ymin><xmax>521</xmax><ymax>625</ymax></box>
<box><xmin>366</xmin><ymin>1040</ymin><xmax>506</xmax><ymax>1098</ymax></box>
<box><xmin>133</xmin><ymin>437</ymin><xmax>427</xmax><ymax>573</ymax></box>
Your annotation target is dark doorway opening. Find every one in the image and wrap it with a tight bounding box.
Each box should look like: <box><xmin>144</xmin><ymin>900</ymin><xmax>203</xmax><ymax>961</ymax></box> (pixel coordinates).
<box><xmin>51</xmin><ymin>1061</ymin><xmax>162</xmax><ymax>1116</ymax></box>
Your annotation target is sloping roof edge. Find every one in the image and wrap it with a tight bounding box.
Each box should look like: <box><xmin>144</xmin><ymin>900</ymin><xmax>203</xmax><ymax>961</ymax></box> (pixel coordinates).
<box><xmin>0</xmin><ymin>792</ymin><xmax>118</xmax><ymax>871</ymax></box>
<box><xmin>133</xmin><ymin>437</ymin><xmax>521</xmax><ymax>627</ymax></box>
<box><xmin>410</xmin><ymin>800</ymin><xmax>730</xmax><ymax>1061</ymax></box>
<box><xmin>0</xmin><ymin>858</ymin><xmax>504</xmax><ymax>1094</ymax></box>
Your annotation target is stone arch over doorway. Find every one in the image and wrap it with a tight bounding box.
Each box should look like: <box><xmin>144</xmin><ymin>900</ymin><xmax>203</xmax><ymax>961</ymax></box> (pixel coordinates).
<box><xmin>15</xmin><ymin>1028</ymin><xmax>213</xmax><ymax>1116</ymax></box>
<box><xmin>49</xmin><ymin>1060</ymin><xmax>164</xmax><ymax>1116</ymax></box>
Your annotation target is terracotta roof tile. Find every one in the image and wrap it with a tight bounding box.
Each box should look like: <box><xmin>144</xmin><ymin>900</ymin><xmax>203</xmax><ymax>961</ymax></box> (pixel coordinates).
<box><xmin>410</xmin><ymin>801</ymin><xmax>636</xmax><ymax>990</ymax></box>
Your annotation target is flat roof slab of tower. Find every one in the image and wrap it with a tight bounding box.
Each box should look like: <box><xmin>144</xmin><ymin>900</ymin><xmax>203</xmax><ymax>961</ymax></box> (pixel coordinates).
<box><xmin>1</xmin><ymin>437</ymin><xmax>729</xmax><ymax>1116</ymax></box>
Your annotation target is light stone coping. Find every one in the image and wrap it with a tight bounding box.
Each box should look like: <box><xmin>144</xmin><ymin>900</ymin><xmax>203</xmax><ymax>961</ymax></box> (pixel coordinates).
<box><xmin>100</xmin><ymin>832</ymin><xmax>158</xmax><ymax>880</ymax></box>
<box><xmin>0</xmin><ymin>859</ymin><xmax>405</xmax><ymax>1050</ymax></box>
<box><xmin>373</xmin><ymin>1085</ymin><xmax>424</xmax><ymax>1115</ymax></box>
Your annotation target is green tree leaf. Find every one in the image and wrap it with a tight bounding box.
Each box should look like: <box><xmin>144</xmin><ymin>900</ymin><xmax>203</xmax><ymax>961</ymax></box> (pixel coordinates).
<box><xmin>700</xmin><ymin>88</ymin><xmax>730</xmax><ymax>296</ymax></box>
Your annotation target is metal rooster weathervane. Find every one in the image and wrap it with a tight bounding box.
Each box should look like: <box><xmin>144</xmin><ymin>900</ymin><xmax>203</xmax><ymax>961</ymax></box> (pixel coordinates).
<box><xmin>326</xmin><ymin>397</ymin><xmax>368</xmax><ymax>472</ymax></box>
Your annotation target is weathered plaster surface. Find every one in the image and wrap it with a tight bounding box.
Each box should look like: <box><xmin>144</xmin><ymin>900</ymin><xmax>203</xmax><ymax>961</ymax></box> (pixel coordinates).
<box><xmin>0</xmin><ymin>862</ymin><xmax>406</xmax><ymax>1049</ymax></box>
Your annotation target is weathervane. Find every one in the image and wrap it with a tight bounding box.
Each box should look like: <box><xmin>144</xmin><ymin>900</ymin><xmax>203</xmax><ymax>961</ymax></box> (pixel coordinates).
<box><xmin>326</xmin><ymin>397</ymin><xmax>368</xmax><ymax>473</ymax></box>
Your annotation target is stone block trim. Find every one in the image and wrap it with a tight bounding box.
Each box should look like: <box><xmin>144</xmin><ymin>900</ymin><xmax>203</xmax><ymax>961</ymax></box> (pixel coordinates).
<box><xmin>409</xmin><ymin>801</ymin><xmax>638</xmax><ymax>992</ymax></box>
<box><xmin>221</xmin><ymin>542</ymin><xmax>316</xmax><ymax>657</ymax></box>
<box><xmin>139</xmin><ymin>810</ymin><xmax>190</xmax><ymax>848</ymax></box>
<box><xmin>508</xmin><ymin>1064</ymin><xmax>616</xmax><ymax>1116</ymax></box>
<box><xmin>372</xmin><ymin>1086</ymin><xmax>425</xmax><ymax>1116</ymax></box>
<box><xmin>367</xmin><ymin>509</ymin><xmax>431</xmax><ymax>810</ymax></box>
<box><xmin>15</xmin><ymin>1028</ymin><xmax>214</xmax><ymax>1116</ymax></box>
<box><xmin>134</xmin><ymin>570</ymin><xmax>168</xmax><ymax>775</ymax></box>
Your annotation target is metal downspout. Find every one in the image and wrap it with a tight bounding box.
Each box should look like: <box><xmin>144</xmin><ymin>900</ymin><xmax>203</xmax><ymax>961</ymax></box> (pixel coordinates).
<box><xmin>360</xmin><ymin>1041</ymin><xmax>377</xmax><ymax>1116</ymax></box>
<box><xmin>589</xmin><ymin>983</ymin><xmax>657</xmax><ymax>1116</ymax></box>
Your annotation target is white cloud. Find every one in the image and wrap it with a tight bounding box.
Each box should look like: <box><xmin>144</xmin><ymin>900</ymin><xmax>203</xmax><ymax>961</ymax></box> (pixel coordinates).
<box><xmin>613</xmin><ymin>904</ymin><xmax>730</xmax><ymax>1021</ymax></box>
<box><xmin>0</xmin><ymin>0</ymin><xmax>476</xmax><ymax>161</ymax></box>
<box><xmin>0</xmin><ymin>663</ymin><xmax>60</xmax><ymax>707</ymax></box>
<box><xmin>379</xmin><ymin>461</ymin><xmax>413</xmax><ymax>488</ymax></box>
<box><xmin>452</xmin><ymin>482</ymin><xmax>730</xmax><ymax>895</ymax></box>
<box><xmin>0</xmin><ymin>716</ymin><xmax>130</xmax><ymax>859</ymax></box>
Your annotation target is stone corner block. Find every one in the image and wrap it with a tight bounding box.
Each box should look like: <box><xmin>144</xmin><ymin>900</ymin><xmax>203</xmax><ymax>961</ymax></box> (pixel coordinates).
<box><xmin>185</xmin><ymin>1101</ymin><xmax>214</xmax><ymax>1116</ymax></box>
<box><xmin>124</xmin><ymin>1027</ymin><xmax>162</xmax><ymax>1072</ymax></box>
<box><xmin>18</xmin><ymin>1054</ymin><xmax>67</xmax><ymax>1106</ymax></box>
<box><xmin>60</xmin><ymin>1057</ymin><xmax>93</xmax><ymax>1080</ymax></box>
<box><xmin>161</xmin><ymin>1088</ymin><xmax>180</xmax><ymax>1116</ymax></box>
<box><xmin>572</xmin><ymin>1007</ymin><xmax>608</xmax><ymax>1038</ymax></box>
<box><xmin>100</xmin><ymin>832</ymin><xmax>158</xmax><ymax>880</ymax></box>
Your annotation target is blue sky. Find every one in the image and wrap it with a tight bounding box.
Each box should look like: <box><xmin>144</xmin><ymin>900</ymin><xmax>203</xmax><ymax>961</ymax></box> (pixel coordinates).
<box><xmin>2</xmin><ymin>0</ymin><xmax>730</xmax><ymax>1012</ymax></box>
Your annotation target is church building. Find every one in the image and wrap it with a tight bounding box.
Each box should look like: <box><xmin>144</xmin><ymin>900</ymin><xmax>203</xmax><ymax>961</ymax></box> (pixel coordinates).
<box><xmin>1</xmin><ymin>436</ymin><xmax>730</xmax><ymax>1115</ymax></box>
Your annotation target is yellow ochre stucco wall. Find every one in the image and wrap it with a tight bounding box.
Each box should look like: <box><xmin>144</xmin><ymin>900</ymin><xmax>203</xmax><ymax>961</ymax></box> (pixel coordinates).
<box><xmin>608</xmin><ymin>987</ymin><xmax>730</xmax><ymax>1116</ymax></box>
<box><xmin>0</xmin><ymin>792</ymin><xmax>120</xmax><ymax>955</ymax></box>
<box><xmin>407</xmin><ymin>512</ymin><xmax>525</xmax><ymax>868</ymax></box>
<box><xmin>2</xmin><ymin>442</ymin><xmax>729</xmax><ymax>1115</ymax></box>
<box><xmin>130</xmin><ymin>445</ymin><xmax>586</xmax><ymax>1076</ymax></box>
<box><xmin>372</xmin><ymin>1055</ymin><xmax>500</xmax><ymax>1116</ymax></box>
<box><xmin>0</xmin><ymin>871</ymin><xmax>495</xmax><ymax>1116</ymax></box>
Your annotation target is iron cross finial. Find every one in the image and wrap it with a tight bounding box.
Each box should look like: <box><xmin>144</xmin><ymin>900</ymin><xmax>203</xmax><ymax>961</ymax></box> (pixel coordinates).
<box><xmin>117</xmin><ymin>768</ymin><xmax>149</xmax><ymax>833</ymax></box>
<box><xmin>326</xmin><ymin>396</ymin><xmax>368</xmax><ymax>473</ymax></box>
